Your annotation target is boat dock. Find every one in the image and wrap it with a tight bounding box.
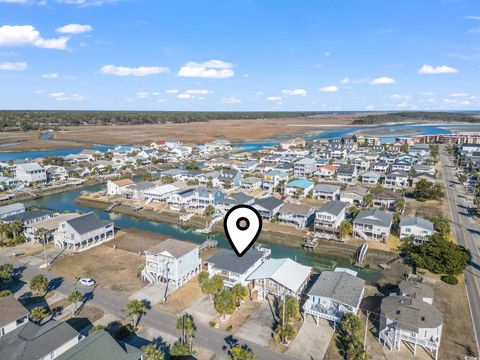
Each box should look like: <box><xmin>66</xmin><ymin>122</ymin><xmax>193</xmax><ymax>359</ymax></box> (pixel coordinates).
<box><xmin>379</xmin><ymin>257</ymin><xmax>402</xmax><ymax>270</ymax></box>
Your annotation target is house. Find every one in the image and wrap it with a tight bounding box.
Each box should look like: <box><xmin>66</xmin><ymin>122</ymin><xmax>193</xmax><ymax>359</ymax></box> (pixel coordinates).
<box><xmin>397</xmin><ymin>279</ymin><xmax>434</xmax><ymax>304</ymax></box>
<box><xmin>123</xmin><ymin>181</ymin><xmax>157</xmax><ymax>200</ymax></box>
<box><xmin>236</xmin><ymin>160</ymin><xmax>258</xmax><ymax>173</ymax></box>
<box><xmin>284</xmin><ymin>179</ymin><xmax>314</xmax><ymax>199</ymax></box>
<box><xmin>142</xmin><ymin>239</ymin><xmax>201</xmax><ymax>288</ymax></box>
<box><xmin>361</xmin><ymin>171</ymin><xmax>381</xmax><ymax>185</ymax></box>
<box><xmin>54</xmin><ymin>212</ymin><xmax>115</xmax><ymax>251</ymax></box>
<box><xmin>0</xmin><ymin>203</ymin><xmax>26</xmax><ymax>219</ymax></box>
<box><xmin>247</xmin><ymin>258</ymin><xmax>312</xmax><ymax>299</ymax></box>
<box><xmin>384</xmin><ymin>170</ymin><xmax>409</xmax><ymax>190</ymax></box>
<box><xmin>0</xmin><ymin>296</ymin><xmax>29</xmax><ymax>337</ymax></box>
<box><xmin>206</xmin><ymin>248</ymin><xmax>269</xmax><ymax>288</ymax></box>
<box><xmin>3</xmin><ymin>210</ymin><xmax>53</xmax><ymax>226</ymax></box>
<box><xmin>167</xmin><ymin>188</ymin><xmax>195</xmax><ymax>210</ymax></box>
<box><xmin>277</xmin><ymin>203</ymin><xmax>315</xmax><ymax>229</ymax></box>
<box><xmin>392</xmin><ymin>160</ymin><xmax>412</xmax><ymax>172</ymax></box>
<box><xmin>372</xmin><ymin>188</ymin><xmax>402</xmax><ymax>211</ymax></box>
<box><xmin>317</xmin><ymin>164</ymin><xmax>337</xmax><ymax>179</ymax></box>
<box><xmin>217</xmin><ymin>169</ymin><xmax>241</xmax><ymax>189</ymax></box>
<box><xmin>0</xmin><ymin>176</ymin><xmax>19</xmax><ymax>191</ymax></box>
<box><xmin>336</xmin><ymin>164</ymin><xmax>357</xmax><ymax>185</ymax></box>
<box><xmin>352</xmin><ymin>158</ymin><xmax>370</xmax><ymax>171</ymax></box>
<box><xmin>340</xmin><ymin>185</ymin><xmax>369</xmax><ymax>206</ymax></box>
<box><xmin>56</xmin><ymin>330</ymin><xmax>142</xmax><ymax>360</ymax></box>
<box><xmin>24</xmin><ymin>213</ymin><xmax>82</xmax><ymax>243</ymax></box>
<box><xmin>315</xmin><ymin>201</ymin><xmax>347</xmax><ymax>237</ymax></box>
<box><xmin>353</xmin><ymin>208</ymin><xmax>393</xmax><ymax>241</ymax></box>
<box><xmin>106</xmin><ymin>178</ymin><xmax>135</xmax><ymax>196</ymax></box>
<box><xmin>399</xmin><ymin>217</ymin><xmax>434</xmax><ymax>243</ymax></box>
<box><xmin>218</xmin><ymin>192</ymin><xmax>254</xmax><ymax>213</ymax></box>
<box><xmin>303</xmin><ymin>268</ymin><xmax>365</xmax><ymax>325</ymax></box>
<box><xmin>379</xmin><ymin>283</ymin><xmax>443</xmax><ymax>360</ymax></box>
<box><xmin>372</xmin><ymin>161</ymin><xmax>390</xmax><ymax>173</ymax></box>
<box><xmin>143</xmin><ymin>184</ymin><xmax>180</xmax><ymax>202</ymax></box>
<box><xmin>252</xmin><ymin>197</ymin><xmax>283</xmax><ymax>220</ymax></box>
<box><xmin>312</xmin><ymin>184</ymin><xmax>341</xmax><ymax>200</ymax></box>
<box><xmin>191</xmin><ymin>187</ymin><xmax>225</xmax><ymax>211</ymax></box>
<box><xmin>0</xmin><ymin>320</ymin><xmax>83</xmax><ymax>360</ymax></box>
<box><xmin>262</xmin><ymin>170</ymin><xmax>289</xmax><ymax>192</ymax></box>
<box><xmin>294</xmin><ymin>158</ymin><xmax>317</xmax><ymax>178</ymax></box>
<box><xmin>45</xmin><ymin>166</ymin><xmax>69</xmax><ymax>183</ymax></box>
<box><xmin>240</xmin><ymin>177</ymin><xmax>262</xmax><ymax>191</ymax></box>
<box><xmin>15</xmin><ymin>162</ymin><xmax>47</xmax><ymax>186</ymax></box>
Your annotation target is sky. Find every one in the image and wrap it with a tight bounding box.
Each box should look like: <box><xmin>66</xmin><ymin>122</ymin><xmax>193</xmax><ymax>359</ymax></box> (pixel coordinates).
<box><xmin>0</xmin><ymin>0</ymin><xmax>479</xmax><ymax>111</ymax></box>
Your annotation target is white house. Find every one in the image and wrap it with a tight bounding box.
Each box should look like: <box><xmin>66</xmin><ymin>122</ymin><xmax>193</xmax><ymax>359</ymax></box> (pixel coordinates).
<box><xmin>303</xmin><ymin>268</ymin><xmax>365</xmax><ymax>326</ymax></box>
<box><xmin>399</xmin><ymin>217</ymin><xmax>434</xmax><ymax>243</ymax></box>
<box><xmin>0</xmin><ymin>203</ymin><xmax>26</xmax><ymax>219</ymax></box>
<box><xmin>0</xmin><ymin>296</ymin><xmax>29</xmax><ymax>337</ymax></box>
<box><xmin>142</xmin><ymin>239</ymin><xmax>201</xmax><ymax>289</ymax></box>
<box><xmin>336</xmin><ymin>164</ymin><xmax>357</xmax><ymax>185</ymax></box>
<box><xmin>106</xmin><ymin>178</ymin><xmax>135</xmax><ymax>196</ymax></box>
<box><xmin>277</xmin><ymin>203</ymin><xmax>315</xmax><ymax>229</ymax></box>
<box><xmin>206</xmin><ymin>248</ymin><xmax>269</xmax><ymax>288</ymax></box>
<box><xmin>315</xmin><ymin>201</ymin><xmax>347</xmax><ymax>238</ymax></box>
<box><xmin>294</xmin><ymin>158</ymin><xmax>317</xmax><ymax>178</ymax></box>
<box><xmin>15</xmin><ymin>162</ymin><xmax>47</xmax><ymax>186</ymax></box>
<box><xmin>353</xmin><ymin>208</ymin><xmax>392</xmax><ymax>242</ymax></box>
<box><xmin>54</xmin><ymin>212</ymin><xmax>115</xmax><ymax>251</ymax></box>
<box><xmin>313</xmin><ymin>184</ymin><xmax>341</xmax><ymax>200</ymax></box>
<box><xmin>284</xmin><ymin>179</ymin><xmax>314</xmax><ymax>199</ymax></box>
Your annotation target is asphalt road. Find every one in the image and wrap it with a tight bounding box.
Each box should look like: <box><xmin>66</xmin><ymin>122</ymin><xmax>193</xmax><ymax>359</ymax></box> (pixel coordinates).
<box><xmin>440</xmin><ymin>146</ymin><xmax>480</xmax><ymax>355</ymax></box>
<box><xmin>0</xmin><ymin>254</ymin><xmax>298</xmax><ymax>360</ymax></box>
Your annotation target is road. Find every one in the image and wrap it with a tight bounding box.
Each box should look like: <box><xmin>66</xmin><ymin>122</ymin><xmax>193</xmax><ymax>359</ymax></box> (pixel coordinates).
<box><xmin>440</xmin><ymin>146</ymin><xmax>480</xmax><ymax>355</ymax></box>
<box><xmin>0</xmin><ymin>254</ymin><xmax>297</xmax><ymax>360</ymax></box>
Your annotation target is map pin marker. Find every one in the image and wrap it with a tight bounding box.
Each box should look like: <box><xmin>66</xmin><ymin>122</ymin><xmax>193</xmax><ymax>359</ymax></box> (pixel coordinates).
<box><xmin>224</xmin><ymin>204</ymin><xmax>262</xmax><ymax>257</ymax></box>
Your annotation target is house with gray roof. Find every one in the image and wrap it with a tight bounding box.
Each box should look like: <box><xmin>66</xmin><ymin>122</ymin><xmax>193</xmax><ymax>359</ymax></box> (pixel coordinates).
<box><xmin>0</xmin><ymin>202</ymin><xmax>25</xmax><ymax>219</ymax></box>
<box><xmin>240</xmin><ymin>176</ymin><xmax>262</xmax><ymax>191</ymax></box>
<box><xmin>379</xmin><ymin>281</ymin><xmax>443</xmax><ymax>360</ymax></box>
<box><xmin>384</xmin><ymin>170</ymin><xmax>409</xmax><ymax>190</ymax></box>
<box><xmin>206</xmin><ymin>248</ymin><xmax>269</xmax><ymax>288</ymax></box>
<box><xmin>262</xmin><ymin>170</ymin><xmax>289</xmax><ymax>193</ymax></box>
<box><xmin>252</xmin><ymin>196</ymin><xmax>283</xmax><ymax>220</ymax></box>
<box><xmin>3</xmin><ymin>210</ymin><xmax>54</xmax><ymax>226</ymax></box>
<box><xmin>361</xmin><ymin>171</ymin><xmax>381</xmax><ymax>185</ymax></box>
<box><xmin>54</xmin><ymin>212</ymin><xmax>115</xmax><ymax>251</ymax></box>
<box><xmin>0</xmin><ymin>296</ymin><xmax>29</xmax><ymax>337</ymax></box>
<box><xmin>0</xmin><ymin>320</ymin><xmax>82</xmax><ymax>360</ymax></box>
<box><xmin>191</xmin><ymin>187</ymin><xmax>225</xmax><ymax>211</ymax></box>
<box><xmin>312</xmin><ymin>184</ymin><xmax>341</xmax><ymax>200</ymax></box>
<box><xmin>142</xmin><ymin>239</ymin><xmax>201</xmax><ymax>289</ymax></box>
<box><xmin>56</xmin><ymin>330</ymin><xmax>142</xmax><ymax>360</ymax></box>
<box><xmin>277</xmin><ymin>203</ymin><xmax>315</xmax><ymax>229</ymax></box>
<box><xmin>15</xmin><ymin>162</ymin><xmax>47</xmax><ymax>186</ymax></box>
<box><xmin>353</xmin><ymin>208</ymin><xmax>393</xmax><ymax>241</ymax></box>
<box><xmin>336</xmin><ymin>164</ymin><xmax>357</xmax><ymax>185</ymax></box>
<box><xmin>294</xmin><ymin>158</ymin><xmax>317</xmax><ymax>178</ymax></box>
<box><xmin>371</xmin><ymin>188</ymin><xmax>402</xmax><ymax>211</ymax></box>
<box><xmin>315</xmin><ymin>201</ymin><xmax>348</xmax><ymax>237</ymax></box>
<box><xmin>303</xmin><ymin>268</ymin><xmax>365</xmax><ymax>325</ymax></box>
<box><xmin>399</xmin><ymin>217</ymin><xmax>434</xmax><ymax>243</ymax></box>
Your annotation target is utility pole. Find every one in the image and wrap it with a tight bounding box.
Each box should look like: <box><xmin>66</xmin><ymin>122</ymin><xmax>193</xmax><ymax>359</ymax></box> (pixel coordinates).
<box><xmin>364</xmin><ymin>310</ymin><xmax>370</xmax><ymax>355</ymax></box>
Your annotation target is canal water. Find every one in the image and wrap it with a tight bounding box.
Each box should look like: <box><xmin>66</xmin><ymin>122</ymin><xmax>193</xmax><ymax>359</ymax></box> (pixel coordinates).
<box><xmin>25</xmin><ymin>183</ymin><xmax>382</xmax><ymax>281</ymax></box>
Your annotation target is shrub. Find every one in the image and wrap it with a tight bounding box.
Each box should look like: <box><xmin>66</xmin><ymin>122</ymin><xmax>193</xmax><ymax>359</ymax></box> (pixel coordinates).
<box><xmin>441</xmin><ymin>275</ymin><xmax>458</xmax><ymax>285</ymax></box>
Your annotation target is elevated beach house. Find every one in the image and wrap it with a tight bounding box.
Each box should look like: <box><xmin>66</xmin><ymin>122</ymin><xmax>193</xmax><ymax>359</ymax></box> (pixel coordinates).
<box><xmin>142</xmin><ymin>239</ymin><xmax>201</xmax><ymax>289</ymax></box>
<box><xmin>353</xmin><ymin>208</ymin><xmax>392</xmax><ymax>242</ymax></box>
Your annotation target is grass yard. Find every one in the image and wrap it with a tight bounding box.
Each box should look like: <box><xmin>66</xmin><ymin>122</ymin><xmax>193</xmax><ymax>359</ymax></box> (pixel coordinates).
<box><xmin>50</xmin><ymin>245</ymin><xmax>144</xmax><ymax>297</ymax></box>
<box><xmin>104</xmin><ymin>228</ymin><xmax>168</xmax><ymax>254</ymax></box>
<box><xmin>160</xmin><ymin>277</ymin><xmax>203</xmax><ymax>314</ymax></box>
<box><xmin>404</xmin><ymin>198</ymin><xmax>446</xmax><ymax>219</ymax></box>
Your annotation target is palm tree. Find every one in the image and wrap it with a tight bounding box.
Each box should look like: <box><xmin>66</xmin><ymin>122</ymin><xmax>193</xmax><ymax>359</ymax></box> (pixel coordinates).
<box><xmin>68</xmin><ymin>290</ymin><xmax>84</xmax><ymax>314</ymax></box>
<box><xmin>363</xmin><ymin>194</ymin><xmax>374</xmax><ymax>208</ymax></box>
<box><xmin>229</xmin><ymin>345</ymin><xmax>258</xmax><ymax>360</ymax></box>
<box><xmin>176</xmin><ymin>314</ymin><xmax>196</xmax><ymax>352</ymax></box>
<box><xmin>30</xmin><ymin>306</ymin><xmax>47</xmax><ymax>324</ymax></box>
<box><xmin>231</xmin><ymin>284</ymin><xmax>248</xmax><ymax>307</ymax></box>
<box><xmin>341</xmin><ymin>312</ymin><xmax>362</xmax><ymax>337</ymax></box>
<box><xmin>0</xmin><ymin>223</ymin><xmax>8</xmax><ymax>246</ymax></box>
<box><xmin>29</xmin><ymin>274</ymin><xmax>48</xmax><ymax>296</ymax></box>
<box><xmin>141</xmin><ymin>344</ymin><xmax>164</xmax><ymax>360</ymax></box>
<box><xmin>214</xmin><ymin>290</ymin><xmax>236</xmax><ymax>321</ymax></box>
<box><xmin>34</xmin><ymin>228</ymin><xmax>50</xmax><ymax>266</ymax></box>
<box><xmin>125</xmin><ymin>299</ymin><xmax>146</xmax><ymax>327</ymax></box>
<box><xmin>8</xmin><ymin>221</ymin><xmax>23</xmax><ymax>242</ymax></box>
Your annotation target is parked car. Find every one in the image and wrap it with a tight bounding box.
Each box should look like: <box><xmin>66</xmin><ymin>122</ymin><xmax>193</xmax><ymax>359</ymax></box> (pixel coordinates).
<box><xmin>79</xmin><ymin>278</ymin><xmax>96</xmax><ymax>287</ymax></box>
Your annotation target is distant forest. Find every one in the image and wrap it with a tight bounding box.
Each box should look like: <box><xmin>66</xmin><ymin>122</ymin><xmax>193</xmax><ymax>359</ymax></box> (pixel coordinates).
<box><xmin>352</xmin><ymin>111</ymin><xmax>479</xmax><ymax>125</ymax></box>
<box><xmin>0</xmin><ymin>111</ymin><xmax>323</xmax><ymax>131</ymax></box>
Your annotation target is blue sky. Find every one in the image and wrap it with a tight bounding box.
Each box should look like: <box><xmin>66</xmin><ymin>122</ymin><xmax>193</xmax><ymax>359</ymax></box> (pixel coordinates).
<box><xmin>0</xmin><ymin>0</ymin><xmax>479</xmax><ymax>111</ymax></box>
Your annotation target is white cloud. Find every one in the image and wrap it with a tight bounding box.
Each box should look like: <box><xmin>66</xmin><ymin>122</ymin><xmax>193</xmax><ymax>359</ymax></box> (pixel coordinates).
<box><xmin>56</xmin><ymin>24</ymin><xmax>92</xmax><ymax>34</ymax></box>
<box><xmin>391</xmin><ymin>94</ymin><xmax>411</xmax><ymax>101</ymax></box>
<box><xmin>57</xmin><ymin>0</ymin><xmax>117</xmax><ymax>5</ymax></box>
<box><xmin>370</xmin><ymin>77</ymin><xmax>396</xmax><ymax>85</ymax></box>
<box><xmin>281</xmin><ymin>89</ymin><xmax>307</xmax><ymax>96</ymax></box>
<box><xmin>0</xmin><ymin>25</ymin><xmax>69</xmax><ymax>50</ymax></box>
<box><xmin>450</xmin><ymin>93</ymin><xmax>469</xmax><ymax>97</ymax></box>
<box><xmin>42</xmin><ymin>72</ymin><xmax>59</xmax><ymax>79</ymax></box>
<box><xmin>0</xmin><ymin>0</ymin><xmax>29</xmax><ymax>3</ymax></box>
<box><xmin>136</xmin><ymin>91</ymin><xmax>149</xmax><ymax>99</ymax></box>
<box><xmin>49</xmin><ymin>92</ymin><xmax>85</xmax><ymax>101</ymax></box>
<box><xmin>468</xmin><ymin>27</ymin><xmax>480</xmax><ymax>34</ymax></box>
<box><xmin>324</xmin><ymin>51</ymin><xmax>331</xmax><ymax>57</ymax></box>
<box><xmin>221</xmin><ymin>97</ymin><xmax>242</xmax><ymax>104</ymax></box>
<box><xmin>177</xmin><ymin>94</ymin><xmax>192</xmax><ymax>99</ymax></box>
<box><xmin>339</xmin><ymin>77</ymin><xmax>367</xmax><ymax>84</ymax></box>
<box><xmin>0</xmin><ymin>61</ymin><xmax>27</xmax><ymax>70</ymax></box>
<box><xmin>266</xmin><ymin>96</ymin><xmax>282</xmax><ymax>102</ymax></box>
<box><xmin>178</xmin><ymin>59</ymin><xmax>234</xmax><ymax>78</ymax></box>
<box><xmin>100</xmin><ymin>64</ymin><xmax>169</xmax><ymax>76</ymax></box>
<box><xmin>319</xmin><ymin>85</ymin><xmax>339</xmax><ymax>93</ymax></box>
<box><xmin>177</xmin><ymin>89</ymin><xmax>210</xmax><ymax>99</ymax></box>
<box><xmin>165</xmin><ymin>89</ymin><xmax>179</xmax><ymax>94</ymax></box>
<box><xmin>184</xmin><ymin>89</ymin><xmax>209</xmax><ymax>95</ymax></box>
<box><xmin>418</xmin><ymin>64</ymin><xmax>458</xmax><ymax>74</ymax></box>
<box><xmin>365</xmin><ymin>105</ymin><xmax>374</xmax><ymax>110</ymax></box>
<box><xmin>464</xmin><ymin>16</ymin><xmax>480</xmax><ymax>20</ymax></box>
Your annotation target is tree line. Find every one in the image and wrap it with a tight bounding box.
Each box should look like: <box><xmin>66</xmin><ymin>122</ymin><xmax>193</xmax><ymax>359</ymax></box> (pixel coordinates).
<box><xmin>352</xmin><ymin>111</ymin><xmax>479</xmax><ymax>125</ymax></box>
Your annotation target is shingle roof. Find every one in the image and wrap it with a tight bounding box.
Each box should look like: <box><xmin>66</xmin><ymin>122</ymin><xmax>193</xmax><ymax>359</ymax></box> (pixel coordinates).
<box><xmin>337</xmin><ymin>164</ymin><xmax>356</xmax><ymax>175</ymax></box>
<box><xmin>399</xmin><ymin>217</ymin><xmax>434</xmax><ymax>232</ymax></box>
<box><xmin>0</xmin><ymin>296</ymin><xmax>29</xmax><ymax>327</ymax></box>
<box><xmin>0</xmin><ymin>320</ymin><xmax>79</xmax><ymax>360</ymax></box>
<box><xmin>313</xmin><ymin>184</ymin><xmax>340</xmax><ymax>193</ymax></box>
<box><xmin>398</xmin><ymin>280</ymin><xmax>435</xmax><ymax>301</ymax></box>
<box><xmin>354</xmin><ymin>208</ymin><xmax>393</xmax><ymax>228</ymax></box>
<box><xmin>145</xmin><ymin>238</ymin><xmax>198</xmax><ymax>258</ymax></box>
<box><xmin>0</xmin><ymin>203</ymin><xmax>25</xmax><ymax>217</ymax></box>
<box><xmin>279</xmin><ymin>203</ymin><xmax>314</xmax><ymax>217</ymax></box>
<box><xmin>66</xmin><ymin>212</ymin><xmax>113</xmax><ymax>235</ymax></box>
<box><xmin>56</xmin><ymin>330</ymin><xmax>141</xmax><ymax>360</ymax></box>
<box><xmin>3</xmin><ymin>210</ymin><xmax>52</xmax><ymax>223</ymax></box>
<box><xmin>253</xmin><ymin>196</ymin><xmax>283</xmax><ymax>211</ymax></box>
<box><xmin>207</xmin><ymin>248</ymin><xmax>264</xmax><ymax>274</ymax></box>
<box><xmin>372</xmin><ymin>188</ymin><xmax>401</xmax><ymax>200</ymax></box>
<box><xmin>307</xmin><ymin>270</ymin><xmax>365</xmax><ymax>308</ymax></box>
<box><xmin>112</xmin><ymin>178</ymin><xmax>134</xmax><ymax>187</ymax></box>
<box><xmin>317</xmin><ymin>201</ymin><xmax>347</xmax><ymax>216</ymax></box>
<box><xmin>16</xmin><ymin>162</ymin><xmax>44</xmax><ymax>172</ymax></box>
<box><xmin>247</xmin><ymin>258</ymin><xmax>311</xmax><ymax>293</ymax></box>
<box><xmin>381</xmin><ymin>295</ymin><xmax>443</xmax><ymax>332</ymax></box>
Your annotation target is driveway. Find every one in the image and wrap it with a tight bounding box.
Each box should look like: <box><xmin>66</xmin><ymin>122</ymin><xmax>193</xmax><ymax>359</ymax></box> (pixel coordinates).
<box><xmin>287</xmin><ymin>317</ymin><xmax>334</xmax><ymax>360</ymax></box>
<box><xmin>235</xmin><ymin>299</ymin><xmax>276</xmax><ymax>347</ymax></box>
<box><xmin>129</xmin><ymin>282</ymin><xmax>176</xmax><ymax>306</ymax></box>
<box><xmin>184</xmin><ymin>295</ymin><xmax>217</xmax><ymax>325</ymax></box>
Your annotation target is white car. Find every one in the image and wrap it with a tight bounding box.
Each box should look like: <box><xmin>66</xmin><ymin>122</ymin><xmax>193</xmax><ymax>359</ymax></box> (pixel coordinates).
<box><xmin>79</xmin><ymin>278</ymin><xmax>96</xmax><ymax>287</ymax></box>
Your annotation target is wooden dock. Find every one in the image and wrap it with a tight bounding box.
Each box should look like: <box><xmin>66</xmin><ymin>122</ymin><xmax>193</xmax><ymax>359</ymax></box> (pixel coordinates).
<box><xmin>200</xmin><ymin>239</ymin><xmax>218</xmax><ymax>252</ymax></box>
<box><xmin>379</xmin><ymin>256</ymin><xmax>402</xmax><ymax>270</ymax></box>
<box><xmin>302</xmin><ymin>238</ymin><xmax>318</xmax><ymax>250</ymax></box>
